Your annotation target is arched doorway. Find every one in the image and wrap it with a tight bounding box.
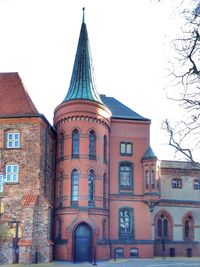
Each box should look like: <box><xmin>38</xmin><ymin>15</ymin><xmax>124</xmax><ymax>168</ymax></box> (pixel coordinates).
<box><xmin>74</xmin><ymin>223</ymin><xmax>92</xmax><ymax>262</ymax></box>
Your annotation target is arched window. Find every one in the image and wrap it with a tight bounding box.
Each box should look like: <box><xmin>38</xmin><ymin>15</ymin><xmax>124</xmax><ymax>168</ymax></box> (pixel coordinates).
<box><xmin>103</xmin><ymin>135</ymin><xmax>107</xmax><ymax>163</ymax></box>
<box><xmin>151</xmin><ymin>170</ymin><xmax>155</xmax><ymax>189</ymax></box>
<box><xmin>88</xmin><ymin>170</ymin><xmax>95</xmax><ymax>206</ymax></box>
<box><xmin>115</xmin><ymin>248</ymin><xmax>124</xmax><ymax>258</ymax></box>
<box><xmin>119</xmin><ymin>208</ymin><xmax>133</xmax><ymax>239</ymax></box>
<box><xmin>145</xmin><ymin>170</ymin><xmax>149</xmax><ymax>189</ymax></box>
<box><xmin>72</xmin><ymin>129</ymin><xmax>79</xmax><ymax>158</ymax></box>
<box><xmin>183</xmin><ymin>215</ymin><xmax>194</xmax><ymax>240</ymax></box>
<box><xmin>130</xmin><ymin>248</ymin><xmax>139</xmax><ymax>257</ymax></box>
<box><xmin>58</xmin><ymin>172</ymin><xmax>63</xmax><ymax>208</ymax></box>
<box><xmin>103</xmin><ymin>173</ymin><xmax>106</xmax><ymax>209</ymax></box>
<box><xmin>57</xmin><ymin>219</ymin><xmax>62</xmax><ymax>239</ymax></box>
<box><xmin>89</xmin><ymin>130</ymin><xmax>96</xmax><ymax>159</ymax></box>
<box><xmin>71</xmin><ymin>169</ymin><xmax>79</xmax><ymax>207</ymax></box>
<box><xmin>59</xmin><ymin>133</ymin><xmax>64</xmax><ymax>159</ymax></box>
<box><xmin>156</xmin><ymin>213</ymin><xmax>172</xmax><ymax>240</ymax></box>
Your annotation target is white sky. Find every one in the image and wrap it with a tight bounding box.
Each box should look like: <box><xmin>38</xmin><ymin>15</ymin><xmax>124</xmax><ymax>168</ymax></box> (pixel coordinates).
<box><xmin>0</xmin><ymin>0</ymin><xmax>188</xmax><ymax>161</ymax></box>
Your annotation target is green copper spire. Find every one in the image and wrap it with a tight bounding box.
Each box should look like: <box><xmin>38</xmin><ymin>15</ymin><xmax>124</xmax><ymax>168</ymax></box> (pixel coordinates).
<box><xmin>63</xmin><ymin>8</ymin><xmax>102</xmax><ymax>103</ymax></box>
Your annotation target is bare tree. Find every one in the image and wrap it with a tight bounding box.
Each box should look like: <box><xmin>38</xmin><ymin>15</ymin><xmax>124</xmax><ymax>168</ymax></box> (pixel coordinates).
<box><xmin>162</xmin><ymin>0</ymin><xmax>200</xmax><ymax>163</ymax></box>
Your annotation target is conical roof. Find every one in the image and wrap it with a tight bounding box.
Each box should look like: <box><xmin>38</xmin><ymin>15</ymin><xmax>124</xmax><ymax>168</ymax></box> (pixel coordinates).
<box><xmin>142</xmin><ymin>147</ymin><xmax>157</xmax><ymax>161</ymax></box>
<box><xmin>63</xmin><ymin>8</ymin><xmax>102</xmax><ymax>103</ymax></box>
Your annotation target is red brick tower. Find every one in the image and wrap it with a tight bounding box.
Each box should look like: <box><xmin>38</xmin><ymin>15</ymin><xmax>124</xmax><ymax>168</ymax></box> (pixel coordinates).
<box><xmin>54</xmin><ymin>9</ymin><xmax>111</xmax><ymax>261</ymax></box>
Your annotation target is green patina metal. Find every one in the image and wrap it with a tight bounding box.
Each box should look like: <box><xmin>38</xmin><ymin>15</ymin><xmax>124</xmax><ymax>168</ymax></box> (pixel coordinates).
<box><xmin>142</xmin><ymin>147</ymin><xmax>158</xmax><ymax>161</ymax></box>
<box><xmin>63</xmin><ymin>8</ymin><xmax>102</xmax><ymax>103</ymax></box>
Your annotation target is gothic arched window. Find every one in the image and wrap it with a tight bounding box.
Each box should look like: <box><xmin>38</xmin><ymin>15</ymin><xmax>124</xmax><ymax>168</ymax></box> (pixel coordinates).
<box><xmin>183</xmin><ymin>215</ymin><xmax>194</xmax><ymax>240</ymax></box>
<box><xmin>72</xmin><ymin>129</ymin><xmax>79</xmax><ymax>158</ymax></box>
<box><xmin>88</xmin><ymin>169</ymin><xmax>95</xmax><ymax>206</ymax></box>
<box><xmin>89</xmin><ymin>130</ymin><xmax>96</xmax><ymax>160</ymax></box>
<box><xmin>156</xmin><ymin>213</ymin><xmax>171</xmax><ymax>239</ymax></box>
<box><xmin>71</xmin><ymin>169</ymin><xmax>79</xmax><ymax>207</ymax></box>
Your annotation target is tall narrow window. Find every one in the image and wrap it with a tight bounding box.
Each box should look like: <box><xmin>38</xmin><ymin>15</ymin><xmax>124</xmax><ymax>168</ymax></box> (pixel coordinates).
<box><xmin>88</xmin><ymin>170</ymin><xmax>95</xmax><ymax>206</ymax></box>
<box><xmin>57</xmin><ymin>219</ymin><xmax>62</xmax><ymax>239</ymax></box>
<box><xmin>5</xmin><ymin>164</ymin><xmax>19</xmax><ymax>183</ymax></box>
<box><xmin>0</xmin><ymin>175</ymin><xmax>3</xmax><ymax>192</ymax></box>
<box><xmin>71</xmin><ymin>169</ymin><xmax>79</xmax><ymax>207</ymax></box>
<box><xmin>145</xmin><ymin>170</ymin><xmax>149</xmax><ymax>189</ymax></box>
<box><xmin>119</xmin><ymin>208</ymin><xmax>133</xmax><ymax>239</ymax></box>
<box><xmin>103</xmin><ymin>174</ymin><xmax>106</xmax><ymax>209</ymax></box>
<box><xmin>151</xmin><ymin>170</ymin><xmax>155</xmax><ymax>189</ymax></box>
<box><xmin>58</xmin><ymin>172</ymin><xmax>63</xmax><ymax>208</ymax></box>
<box><xmin>157</xmin><ymin>214</ymin><xmax>169</xmax><ymax>239</ymax></box>
<box><xmin>119</xmin><ymin>162</ymin><xmax>132</xmax><ymax>191</ymax></box>
<box><xmin>60</xmin><ymin>133</ymin><xmax>64</xmax><ymax>160</ymax></box>
<box><xmin>103</xmin><ymin>135</ymin><xmax>107</xmax><ymax>163</ymax></box>
<box><xmin>89</xmin><ymin>130</ymin><xmax>96</xmax><ymax>159</ymax></box>
<box><xmin>6</xmin><ymin>132</ymin><xmax>20</xmax><ymax>148</ymax></box>
<box><xmin>72</xmin><ymin>129</ymin><xmax>79</xmax><ymax>158</ymax></box>
<box><xmin>102</xmin><ymin>220</ymin><xmax>106</xmax><ymax>240</ymax></box>
<box><xmin>184</xmin><ymin>215</ymin><xmax>194</xmax><ymax>240</ymax></box>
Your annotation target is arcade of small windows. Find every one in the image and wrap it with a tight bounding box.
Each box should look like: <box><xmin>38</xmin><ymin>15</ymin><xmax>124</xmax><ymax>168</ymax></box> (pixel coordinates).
<box><xmin>119</xmin><ymin>162</ymin><xmax>133</xmax><ymax>192</ymax></box>
<box><xmin>119</xmin><ymin>208</ymin><xmax>133</xmax><ymax>239</ymax></box>
<box><xmin>59</xmin><ymin>129</ymin><xmax>107</xmax><ymax>161</ymax></box>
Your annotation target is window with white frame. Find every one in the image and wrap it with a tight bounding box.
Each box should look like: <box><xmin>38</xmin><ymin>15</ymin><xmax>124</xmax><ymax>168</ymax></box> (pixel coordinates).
<box><xmin>194</xmin><ymin>179</ymin><xmax>200</xmax><ymax>189</ymax></box>
<box><xmin>172</xmin><ymin>178</ymin><xmax>182</xmax><ymax>188</ymax></box>
<box><xmin>5</xmin><ymin>164</ymin><xmax>19</xmax><ymax>183</ymax></box>
<box><xmin>6</xmin><ymin>133</ymin><xmax>20</xmax><ymax>148</ymax></box>
<box><xmin>120</xmin><ymin>142</ymin><xmax>132</xmax><ymax>156</ymax></box>
<box><xmin>0</xmin><ymin>175</ymin><xmax>3</xmax><ymax>192</ymax></box>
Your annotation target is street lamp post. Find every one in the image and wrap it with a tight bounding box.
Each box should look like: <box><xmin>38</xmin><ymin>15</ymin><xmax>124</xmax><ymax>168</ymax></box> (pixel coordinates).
<box><xmin>10</xmin><ymin>220</ymin><xmax>21</xmax><ymax>263</ymax></box>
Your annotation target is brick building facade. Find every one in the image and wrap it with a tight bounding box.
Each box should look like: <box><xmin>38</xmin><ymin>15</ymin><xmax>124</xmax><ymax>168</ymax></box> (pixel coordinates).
<box><xmin>0</xmin><ymin>10</ymin><xmax>200</xmax><ymax>264</ymax></box>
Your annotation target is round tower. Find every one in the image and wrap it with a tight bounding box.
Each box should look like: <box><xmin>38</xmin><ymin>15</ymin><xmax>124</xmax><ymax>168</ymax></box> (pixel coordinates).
<box><xmin>54</xmin><ymin>9</ymin><xmax>111</xmax><ymax>262</ymax></box>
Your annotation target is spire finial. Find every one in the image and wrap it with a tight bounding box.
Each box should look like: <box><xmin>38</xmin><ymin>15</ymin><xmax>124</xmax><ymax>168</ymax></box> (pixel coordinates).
<box><xmin>82</xmin><ymin>7</ymin><xmax>85</xmax><ymax>23</ymax></box>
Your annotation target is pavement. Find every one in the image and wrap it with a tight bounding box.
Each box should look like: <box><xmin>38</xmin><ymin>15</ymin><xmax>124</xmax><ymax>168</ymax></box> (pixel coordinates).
<box><xmin>3</xmin><ymin>258</ymin><xmax>200</xmax><ymax>267</ymax></box>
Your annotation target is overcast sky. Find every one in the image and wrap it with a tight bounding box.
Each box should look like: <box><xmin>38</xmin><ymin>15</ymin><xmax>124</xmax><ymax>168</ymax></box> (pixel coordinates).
<box><xmin>0</xmin><ymin>0</ymin><xmax>187</xmax><ymax>161</ymax></box>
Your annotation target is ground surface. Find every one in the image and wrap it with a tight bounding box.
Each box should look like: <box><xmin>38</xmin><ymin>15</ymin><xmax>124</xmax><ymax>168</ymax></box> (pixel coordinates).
<box><xmin>3</xmin><ymin>258</ymin><xmax>200</xmax><ymax>267</ymax></box>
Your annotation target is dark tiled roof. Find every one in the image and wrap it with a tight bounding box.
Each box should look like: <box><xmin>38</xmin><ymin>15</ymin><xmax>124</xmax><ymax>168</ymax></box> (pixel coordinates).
<box><xmin>142</xmin><ymin>147</ymin><xmax>157</xmax><ymax>160</ymax></box>
<box><xmin>63</xmin><ymin>11</ymin><xmax>102</xmax><ymax>104</ymax></box>
<box><xmin>0</xmin><ymin>72</ymin><xmax>39</xmax><ymax>116</ymax></box>
<box><xmin>161</xmin><ymin>160</ymin><xmax>200</xmax><ymax>170</ymax></box>
<box><xmin>100</xmin><ymin>95</ymin><xmax>150</xmax><ymax>121</ymax></box>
